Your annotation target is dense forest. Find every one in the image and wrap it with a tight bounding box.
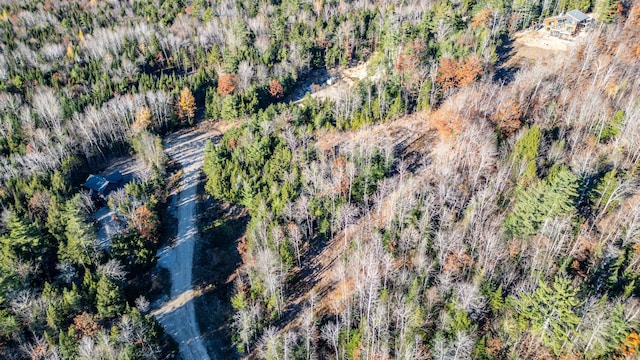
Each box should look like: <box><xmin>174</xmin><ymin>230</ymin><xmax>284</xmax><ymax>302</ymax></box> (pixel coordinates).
<box><xmin>0</xmin><ymin>0</ymin><xmax>638</xmax><ymax>358</ymax></box>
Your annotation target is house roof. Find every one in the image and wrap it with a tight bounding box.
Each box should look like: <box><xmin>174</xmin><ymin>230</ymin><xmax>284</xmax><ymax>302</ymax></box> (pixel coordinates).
<box><xmin>567</xmin><ymin>9</ymin><xmax>589</xmax><ymax>22</ymax></box>
<box><xmin>83</xmin><ymin>175</ymin><xmax>109</xmax><ymax>194</ymax></box>
<box><xmin>105</xmin><ymin>171</ymin><xmax>123</xmax><ymax>184</ymax></box>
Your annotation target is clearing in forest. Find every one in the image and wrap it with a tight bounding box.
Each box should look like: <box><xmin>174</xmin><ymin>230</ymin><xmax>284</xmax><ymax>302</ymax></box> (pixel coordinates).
<box><xmin>293</xmin><ymin>60</ymin><xmax>383</xmax><ymax>104</ymax></box>
<box><xmin>510</xmin><ymin>28</ymin><xmax>587</xmax><ymax>63</ymax></box>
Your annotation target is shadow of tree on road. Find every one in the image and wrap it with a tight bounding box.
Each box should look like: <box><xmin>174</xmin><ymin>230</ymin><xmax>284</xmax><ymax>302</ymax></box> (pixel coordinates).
<box><xmin>194</xmin><ymin>196</ymin><xmax>249</xmax><ymax>359</ymax></box>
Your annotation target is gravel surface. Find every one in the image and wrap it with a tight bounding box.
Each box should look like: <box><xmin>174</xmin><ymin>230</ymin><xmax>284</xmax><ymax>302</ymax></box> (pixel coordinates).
<box><xmin>152</xmin><ymin>126</ymin><xmax>220</xmax><ymax>360</ymax></box>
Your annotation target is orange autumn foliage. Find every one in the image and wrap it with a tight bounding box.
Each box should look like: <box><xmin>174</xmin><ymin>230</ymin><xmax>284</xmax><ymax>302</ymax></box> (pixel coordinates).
<box><xmin>485</xmin><ymin>338</ymin><xmax>504</xmax><ymax>358</ymax></box>
<box><xmin>332</xmin><ymin>156</ymin><xmax>349</xmax><ymax>197</ymax></box>
<box><xmin>620</xmin><ymin>332</ymin><xmax>640</xmax><ymax>357</ymax></box>
<box><xmin>437</xmin><ymin>58</ymin><xmax>460</xmax><ymax>92</ymax></box>
<box><xmin>491</xmin><ymin>100</ymin><xmax>522</xmax><ymax>137</ymax></box>
<box><xmin>628</xmin><ymin>3</ymin><xmax>640</xmax><ymax>27</ymax></box>
<box><xmin>430</xmin><ymin>106</ymin><xmax>463</xmax><ymax>138</ymax></box>
<box><xmin>132</xmin><ymin>205</ymin><xmax>160</xmax><ymax>243</ymax></box>
<box><xmin>471</xmin><ymin>8</ymin><xmax>493</xmax><ymax>29</ymax></box>
<box><xmin>217</xmin><ymin>73</ymin><xmax>236</xmax><ymax>96</ymax></box>
<box><xmin>436</xmin><ymin>56</ymin><xmax>482</xmax><ymax>94</ymax></box>
<box><xmin>73</xmin><ymin>312</ymin><xmax>100</xmax><ymax>338</ymax></box>
<box><xmin>268</xmin><ymin>79</ymin><xmax>284</xmax><ymax>99</ymax></box>
<box><xmin>443</xmin><ymin>251</ymin><xmax>474</xmax><ymax>275</ymax></box>
<box><xmin>458</xmin><ymin>56</ymin><xmax>482</xmax><ymax>86</ymax></box>
<box><xmin>394</xmin><ymin>40</ymin><xmax>427</xmax><ymax>92</ymax></box>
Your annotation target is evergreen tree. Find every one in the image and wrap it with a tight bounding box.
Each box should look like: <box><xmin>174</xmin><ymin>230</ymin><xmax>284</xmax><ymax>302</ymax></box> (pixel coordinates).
<box><xmin>96</xmin><ymin>274</ymin><xmax>125</xmax><ymax>319</ymax></box>
<box><xmin>2</xmin><ymin>213</ymin><xmax>46</xmax><ymax>262</ymax></box>
<box><xmin>506</xmin><ymin>167</ymin><xmax>578</xmax><ymax>238</ymax></box>
<box><xmin>542</xmin><ymin>167</ymin><xmax>579</xmax><ymax>216</ymax></box>
<box><xmin>513</xmin><ymin>125</ymin><xmax>542</xmax><ymax>182</ymax></box>
<box><xmin>517</xmin><ymin>277</ymin><xmax>581</xmax><ymax>355</ymax></box>
<box><xmin>59</xmin><ymin>197</ymin><xmax>97</xmax><ymax>267</ymax></box>
<box><xmin>596</xmin><ymin>0</ymin><xmax>619</xmax><ymax>23</ymax></box>
<box><xmin>59</xmin><ymin>327</ymin><xmax>79</xmax><ymax>360</ymax></box>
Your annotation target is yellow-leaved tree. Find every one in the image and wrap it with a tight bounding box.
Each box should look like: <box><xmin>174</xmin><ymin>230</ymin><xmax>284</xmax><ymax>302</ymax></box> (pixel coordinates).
<box><xmin>132</xmin><ymin>106</ymin><xmax>152</xmax><ymax>133</ymax></box>
<box><xmin>177</xmin><ymin>86</ymin><xmax>196</xmax><ymax>123</ymax></box>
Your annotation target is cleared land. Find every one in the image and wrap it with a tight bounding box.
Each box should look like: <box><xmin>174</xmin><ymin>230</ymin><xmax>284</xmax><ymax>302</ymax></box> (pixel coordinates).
<box><xmin>510</xmin><ymin>28</ymin><xmax>588</xmax><ymax>63</ymax></box>
<box><xmin>292</xmin><ymin>60</ymin><xmax>383</xmax><ymax>104</ymax></box>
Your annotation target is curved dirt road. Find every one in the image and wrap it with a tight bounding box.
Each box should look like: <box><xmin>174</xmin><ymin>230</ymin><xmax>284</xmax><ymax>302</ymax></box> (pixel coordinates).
<box><xmin>152</xmin><ymin>126</ymin><xmax>220</xmax><ymax>360</ymax></box>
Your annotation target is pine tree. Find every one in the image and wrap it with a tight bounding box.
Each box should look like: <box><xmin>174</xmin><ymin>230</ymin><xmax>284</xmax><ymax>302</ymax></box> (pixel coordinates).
<box><xmin>596</xmin><ymin>0</ymin><xmax>619</xmax><ymax>23</ymax></box>
<box><xmin>2</xmin><ymin>213</ymin><xmax>45</xmax><ymax>262</ymax></box>
<box><xmin>59</xmin><ymin>327</ymin><xmax>79</xmax><ymax>359</ymax></box>
<box><xmin>505</xmin><ymin>183</ymin><xmax>545</xmax><ymax>237</ymax></box>
<box><xmin>59</xmin><ymin>197</ymin><xmax>96</xmax><ymax>267</ymax></box>
<box><xmin>416</xmin><ymin>80</ymin><xmax>432</xmax><ymax>111</ymax></box>
<box><xmin>517</xmin><ymin>277</ymin><xmax>581</xmax><ymax>355</ymax></box>
<box><xmin>506</xmin><ymin>167</ymin><xmax>577</xmax><ymax>238</ymax></box>
<box><xmin>0</xmin><ymin>309</ymin><xmax>18</xmax><ymax>341</ymax></box>
<box><xmin>541</xmin><ymin>167</ymin><xmax>579</xmax><ymax>217</ymax></box>
<box><xmin>96</xmin><ymin>274</ymin><xmax>125</xmax><ymax>319</ymax></box>
<box><xmin>513</xmin><ymin>125</ymin><xmax>542</xmax><ymax>182</ymax></box>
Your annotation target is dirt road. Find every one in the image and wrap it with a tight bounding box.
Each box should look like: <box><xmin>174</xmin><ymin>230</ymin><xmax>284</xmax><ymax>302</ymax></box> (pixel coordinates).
<box><xmin>151</xmin><ymin>124</ymin><xmax>222</xmax><ymax>360</ymax></box>
<box><xmin>94</xmin><ymin>206</ymin><xmax>123</xmax><ymax>249</ymax></box>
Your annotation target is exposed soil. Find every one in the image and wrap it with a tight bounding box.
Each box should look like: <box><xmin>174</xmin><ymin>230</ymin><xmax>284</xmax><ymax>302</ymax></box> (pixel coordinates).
<box><xmin>495</xmin><ymin>27</ymin><xmax>590</xmax><ymax>83</ymax></box>
<box><xmin>508</xmin><ymin>28</ymin><xmax>588</xmax><ymax>64</ymax></box>
<box><xmin>291</xmin><ymin>60</ymin><xmax>383</xmax><ymax>104</ymax></box>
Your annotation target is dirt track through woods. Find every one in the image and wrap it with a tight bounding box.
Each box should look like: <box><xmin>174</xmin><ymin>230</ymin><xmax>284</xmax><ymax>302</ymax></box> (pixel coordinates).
<box><xmin>151</xmin><ymin>124</ymin><xmax>223</xmax><ymax>360</ymax></box>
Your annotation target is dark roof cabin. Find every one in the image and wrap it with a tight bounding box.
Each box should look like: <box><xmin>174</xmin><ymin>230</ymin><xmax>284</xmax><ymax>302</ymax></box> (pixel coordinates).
<box><xmin>105</xmin><ymin>171</ymin><xmax>124</xmax><ymax>185</ymax></box>
<box><xmin>83</xmin><ymin>175</ymin><xmax>110</xmax><ymax>195</ymax></box>
<box><xmin>82</xmin><ymin>172</ymin><xmax>124</xmax><ymax>198</ymax></box>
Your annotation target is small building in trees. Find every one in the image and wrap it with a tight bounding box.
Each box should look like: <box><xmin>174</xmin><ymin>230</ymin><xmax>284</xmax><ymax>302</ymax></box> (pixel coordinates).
<box><xmin>82</xmin><ymin>171</ymin><xmax>124</xmax><ymax>199</ymax></box>
<box><xmin>543</xmin><ymin>10</ymin><xmax>593</xmax><ymax>38</ymax></box>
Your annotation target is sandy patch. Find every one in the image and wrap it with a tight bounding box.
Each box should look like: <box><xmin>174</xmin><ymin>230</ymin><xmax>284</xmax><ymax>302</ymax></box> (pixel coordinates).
<box><xmin>510</xmin><ymin>28</ymin><xmax>588</xmax><ymax>63</ymax></box>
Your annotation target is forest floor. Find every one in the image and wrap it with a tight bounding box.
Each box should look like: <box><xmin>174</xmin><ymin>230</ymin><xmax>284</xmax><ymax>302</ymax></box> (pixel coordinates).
<box><xmin>94</xmin><ymin>206</ymin><xmax>125</xmax><ymax>249</ymax></box>
<box><xmin>100</xmin><ymin>155</ymin><xmax>144</xmax><ymax>183</ymax></box>
<box><xmin>151</xmin><ymin>121</ymin><xmax>228</xmax><ymax>360</ymax></box>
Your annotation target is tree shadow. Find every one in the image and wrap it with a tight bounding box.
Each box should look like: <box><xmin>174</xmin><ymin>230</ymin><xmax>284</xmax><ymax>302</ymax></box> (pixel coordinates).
<box><xmin>193</xmin><ymin>197</ymin><xmax>249</xmax><ymax>359</ymax></box>
<box><xmin>493</xmin><ymin>35</ymin><xmax>520</xmax><ymax>85</ymax></box>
